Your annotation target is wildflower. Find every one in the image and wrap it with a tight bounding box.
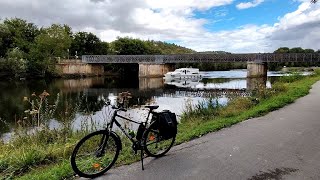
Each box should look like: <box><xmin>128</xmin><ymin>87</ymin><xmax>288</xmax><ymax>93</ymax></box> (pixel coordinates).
<box><xmin>42</xmin><ymin>90</ymin><xmax>50</xmax><ymax>96</ymax></box>
<box><xmin>30</xmin><ymin>110</ymin><xmax>38</xmax><ymax>115</ymax></box>
<box><xmin>39</xmin><ymin>90</ymin><xmax>50</xmax><ymax>99</ymax></box>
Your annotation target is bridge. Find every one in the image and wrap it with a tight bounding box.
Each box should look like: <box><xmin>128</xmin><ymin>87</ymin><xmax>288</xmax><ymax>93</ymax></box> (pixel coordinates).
<box><xmin>82</xmin><ymin>53</ymin><xmax>320</xmax><ymax>64</ymax></box>
<box><xmin>79</xmin><ymin>53</ymin><xmax>320</xmax><ymax>78</ymax></box>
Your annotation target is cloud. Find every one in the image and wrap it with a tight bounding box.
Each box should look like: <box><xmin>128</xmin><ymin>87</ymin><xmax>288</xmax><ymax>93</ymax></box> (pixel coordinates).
<box><xmin>181</xmin><ymin>2</ymin><xmax>320</xmax><ymax>52</ymax></box>
<box><xmin>0</xmin><ymin>0</ymin><xmax>319</xmax><ymax>53</ymax></box>
<box><xmin>236</xmin><ymin>0</ymin><xmax>265</xmax><ymax>10</ymax></box>
<box><xmin>268</xmin><ymin>2</ymin><xmax>320</xmax><ymax>49</ymax></box>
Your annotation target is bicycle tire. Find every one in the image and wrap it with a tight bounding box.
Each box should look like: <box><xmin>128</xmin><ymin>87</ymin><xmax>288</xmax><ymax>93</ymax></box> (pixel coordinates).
<box><xmin>71</xmin><ymin>130</ymin><xmax>120</xmax><ymax>178</ymax></box>
<box><xmin>143</xmin><ymin>122</ymin><xmax>176</xmax><ymax>157</ymax></box>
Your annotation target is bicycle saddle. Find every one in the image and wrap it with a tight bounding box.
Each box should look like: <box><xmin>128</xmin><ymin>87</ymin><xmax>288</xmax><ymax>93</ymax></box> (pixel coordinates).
<box><xmin>145</xmin><ymin>105</ymin><xmax>159</xmax><ymax>110</ymax></box>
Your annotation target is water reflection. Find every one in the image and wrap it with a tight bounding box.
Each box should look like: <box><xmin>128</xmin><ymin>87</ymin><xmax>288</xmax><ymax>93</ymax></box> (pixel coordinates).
<box><xmin>164</xmin><ymin>78</ymin><xmax>202</xmax><ymax>88</ymax></box>
<box><xmin>0</xmin><ymin>70</ymin><xmax>295</xmax><ymax>136</ymax></box>
<box><xmin>139</xmin><ymin>77</ymin><xmax>164</xmax><ymax>90</ymax></box>
<box><xmin>165</xmin><ymin>77</ymin><xmax>270</xmax><ymax>90</ymax></box>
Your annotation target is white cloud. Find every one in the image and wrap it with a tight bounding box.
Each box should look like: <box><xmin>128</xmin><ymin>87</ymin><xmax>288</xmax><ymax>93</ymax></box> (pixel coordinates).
<box><xmin>0</xmin><ymin>0</ymin><xmax>319</xmax><ymax>53</ymax></box>
<box><xmin>236</xmin><ymin>0</ymin><xmax>265</xmax><ymax>10</ymax></box>
<box><xmin>178</xmin><ymin>2</ymin><xmax>320</xmax><ymax>52</ymax></box>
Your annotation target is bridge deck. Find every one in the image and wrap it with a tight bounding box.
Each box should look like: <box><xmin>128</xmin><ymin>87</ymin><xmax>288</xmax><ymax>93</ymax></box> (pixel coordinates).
<box><xmin>82</xmin><ymin>53</ymin><xmax>320</xmax><ymax>64</ymax></box>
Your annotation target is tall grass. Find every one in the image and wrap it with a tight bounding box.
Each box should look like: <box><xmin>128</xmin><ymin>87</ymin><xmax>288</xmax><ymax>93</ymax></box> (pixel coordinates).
<box><xmin>0</xmin><ymin>92</ymin><xmax>91</xmax><ymax>179</ymax></box>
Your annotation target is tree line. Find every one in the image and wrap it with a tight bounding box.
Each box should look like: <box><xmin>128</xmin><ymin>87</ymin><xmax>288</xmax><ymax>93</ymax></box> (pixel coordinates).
<box><xmin>274</xmin><ymin>47</ymin><xmax>319</xmax><ymax>53</ymax></box>
<box><xmin>0</xmin><ymin>18</ymin><xmax>194</xmax><ymax>78</ymax></box>
<box><xmin>1</xmin><ymin>18</ymin><xmax>319</xmax><ymax>78</ymax></box>
<box><xmin>267</xmin><ymin>47</ymin><xmax>320</xmax><ymax>71</ymax></box>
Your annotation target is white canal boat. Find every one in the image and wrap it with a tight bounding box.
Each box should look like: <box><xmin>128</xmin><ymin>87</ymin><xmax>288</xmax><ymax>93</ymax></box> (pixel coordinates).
<box><xmin>164</xmin><ymin>68</ymin><xmax>202</xmax><ymax>80</ymax></box>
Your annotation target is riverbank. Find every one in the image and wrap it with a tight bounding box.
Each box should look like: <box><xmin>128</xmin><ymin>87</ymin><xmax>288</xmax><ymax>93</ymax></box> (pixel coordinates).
<box><xmin>1</xmin><ymin>70</ymin><xmax>320</xmax><ymax>180</ymax></box>
<box><xmin>281</xmin><ymin>66</ymin><xmax>320</xmax><ymax>72</ymax></box>
<box><xmin>93</xmin><ymin>80</ymin><xmax>320</xmax><ymax>180</ymax></box>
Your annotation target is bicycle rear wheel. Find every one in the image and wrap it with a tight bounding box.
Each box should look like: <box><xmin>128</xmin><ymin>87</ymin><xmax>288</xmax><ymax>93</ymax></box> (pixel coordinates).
<box><xmin>71</xmin><ymin>130</ymin><xmax>120</xmax><ymax>178</ymax></box>
<box><xmin>143</xmin><ymin>122</ymin><xmax>176</xmax><ymax>157</ymax></box>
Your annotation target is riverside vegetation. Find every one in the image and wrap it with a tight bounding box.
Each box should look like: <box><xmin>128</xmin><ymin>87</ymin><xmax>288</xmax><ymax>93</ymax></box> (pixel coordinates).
<box><xmin>0</xmin><ymin>70</ymin><xmax>320</xmax><ymax>180</ymax></box>
<box><xmin>1</xmin><ymin>18</ymin><xmax>319</xmax><ymax>79</ymax></box>
<box><xmin>0</xmin><ymin>18</ymin><xmax>194</xmax><ymax>79</ymax></box>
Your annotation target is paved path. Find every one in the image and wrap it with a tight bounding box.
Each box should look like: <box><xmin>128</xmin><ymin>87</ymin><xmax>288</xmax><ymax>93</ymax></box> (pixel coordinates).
<box><xmin>91</xmin><ymin>81</ymin><xmax>320</xmax><ymax>180</ymax></box>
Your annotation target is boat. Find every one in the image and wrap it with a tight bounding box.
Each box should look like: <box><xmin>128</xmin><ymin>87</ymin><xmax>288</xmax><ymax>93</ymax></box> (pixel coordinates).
<box><xmin>164</xmin><ymin>68</ymin><xmax>202</xmax><ymax>80</ymax></box>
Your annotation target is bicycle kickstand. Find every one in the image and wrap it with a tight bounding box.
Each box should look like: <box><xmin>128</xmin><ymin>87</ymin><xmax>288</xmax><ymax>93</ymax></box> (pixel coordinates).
<box><xmin>140</xmin><ymin>149</ymin><xmax>144</xmax><ymax>170</ymax></box>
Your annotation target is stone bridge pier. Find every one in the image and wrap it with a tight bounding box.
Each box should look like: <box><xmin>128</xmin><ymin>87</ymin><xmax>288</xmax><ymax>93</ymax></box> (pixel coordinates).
<box><xmin>247</xmin><ymin>62</ymin><xmax>268</xmax><ymax>90</ymax></box>
<box><xmin>247</xmin><ymin>62</ymin><xmax>268</xmax><ymax>78</ymax></box>
<box><xmin>138</xmin><ymin>63</ymin><xmax>175</xmax><ymax>77</ymax></box>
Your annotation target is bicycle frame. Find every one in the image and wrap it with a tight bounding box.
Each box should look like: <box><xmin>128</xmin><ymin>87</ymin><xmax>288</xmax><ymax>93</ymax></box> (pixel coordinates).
<box><xmin>107</xmin><ymin>108</ymin><xmax>153</xmax><ymax>144</ymax></box>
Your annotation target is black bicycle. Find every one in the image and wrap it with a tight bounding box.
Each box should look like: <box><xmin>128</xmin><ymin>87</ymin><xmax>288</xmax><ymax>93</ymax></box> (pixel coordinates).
<box><xmin>70</xmin><ymin>92</ymin><xmax>177</xmax><ymax>178</ymax></box>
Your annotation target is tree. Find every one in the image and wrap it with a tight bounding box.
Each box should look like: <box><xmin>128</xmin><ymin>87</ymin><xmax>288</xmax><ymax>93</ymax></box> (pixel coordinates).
<box><xmin>33</xmin><ymin>24</ymin><xmax>72</xmax><ymax>59</ymax></box>
<box><xmin>289</xmin><ymin>47</ymin><xmax>305</xmax><ymax>53</ymax></box>
<box><xmin>28</xmin><ymin>24</ymin><xmax>72</xmax><ymax>76</ymax></box>
<box><xmin>304</xmin><ymin>49</ymin><xmax>315</xmax><ymax>53</ymax></box>
<box><xmin>274</xmin><ymin>47</ymin><xmax>290</xmax><ymax>53</ymax></box>
<box><xmin>5</xmin><ymin>48</ymin><xmax>27</xmax><ymax>77</ymax></box>
<box><xmin>70</xmin><ymin>32</ymin><xmax>108</xmax><ymax>56</ymax></box>
<box><xmin>3</xmin><ymin>18</ymin><xmax>39</xmax><ymax>55</ymax></box>
<box><xmin>0</xmin><ymin>23</ymin><xmax>10</xmax><ymax>57</ymax></box>
<box><xmin>112</xmin><ymin>37</ymin><xmax>150</xmax><ymax>55</ymax></box>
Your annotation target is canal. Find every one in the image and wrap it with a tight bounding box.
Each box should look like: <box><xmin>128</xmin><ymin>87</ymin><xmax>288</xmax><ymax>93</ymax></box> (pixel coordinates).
<box><xmin>0</xmin><ymin>70</ymin><xmax>301</xmax><ymax>140</ymax></box>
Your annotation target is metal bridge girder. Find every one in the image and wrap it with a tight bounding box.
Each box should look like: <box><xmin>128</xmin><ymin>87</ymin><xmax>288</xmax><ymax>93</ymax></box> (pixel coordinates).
<box><xmin>82</xmin><ymin>53</ymin><xmax>320</xmax><ymax>64</ymax></box>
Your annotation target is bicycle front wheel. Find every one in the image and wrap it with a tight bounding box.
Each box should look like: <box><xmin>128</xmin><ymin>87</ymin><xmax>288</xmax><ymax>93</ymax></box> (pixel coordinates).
<box><xmin>71</xmin><ymin>130</ymin><xmax>120</xmax><ymax>178</ymax></box>
<box><xmin>143</xmin><ymin>122</ymin><xmax>176</xmax><ymax>157</ymax></box>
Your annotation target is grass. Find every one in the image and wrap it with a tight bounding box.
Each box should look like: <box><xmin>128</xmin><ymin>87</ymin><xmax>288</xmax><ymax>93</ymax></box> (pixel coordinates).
<box><xmin>1</xmin><ymin>69</ymin><xmax>320</xmax><ymax>180</ymax></box>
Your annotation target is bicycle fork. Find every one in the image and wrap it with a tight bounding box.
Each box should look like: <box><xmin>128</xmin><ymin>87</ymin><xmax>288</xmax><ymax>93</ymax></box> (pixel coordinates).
<box><xmin>95</xmin><ymin>131</ymin><xmax>110</xmax><ymax>158</ymax></box>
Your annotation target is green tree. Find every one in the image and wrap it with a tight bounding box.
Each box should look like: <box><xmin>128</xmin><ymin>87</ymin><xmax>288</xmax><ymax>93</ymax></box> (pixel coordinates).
<box><xmin>0</xmin><ymin>48</ymin><xmax>27</xmax><ymax>77</ymax></box>
<box><xmin>274</xmin><ymin>47</ymin><xmax>290</xmax><ymax>53</ymax></box>
<box><xmin>304</xmin><ymin>49</ymin><xmax>315</xmax><ymax>53</ymax></box>
<box><xmin>28</xmin><ymin>24</ymin><xmax>72</xmax><ymax>76</ymax></box>
<box><xmin>33</xmin><ymin>24</ymin><xmax>72</xmax><ymax>59</ymax></box>
<box><xmin>3</xmin><ymin>18</ymin><xmax>39</xmax><ymax>55</ymax></box>
<box><xmin>289</xmin><ymin>47</ymin><xmax>305</xmax><ymax>53</ymax></box>
<box><xmin>0</xmin><ymin>23</ymin><xmax>10</xmax><ymax>57</ymax></box>
<box><xmin>112</xmin><ymin>37</ymin><xmax>150</xmax><ymax>55</ymax></box>
<box><xmin>70</xmin><ymin>32</ymin><xmax>108</xmax><ymax>56</ymax></box>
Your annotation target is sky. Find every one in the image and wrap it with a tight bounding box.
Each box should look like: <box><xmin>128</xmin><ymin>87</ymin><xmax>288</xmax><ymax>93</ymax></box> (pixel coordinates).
<box><xmin>0</xmin><ymin>0</ymin><xmax>319</xmax><ymax>53</ymax></box>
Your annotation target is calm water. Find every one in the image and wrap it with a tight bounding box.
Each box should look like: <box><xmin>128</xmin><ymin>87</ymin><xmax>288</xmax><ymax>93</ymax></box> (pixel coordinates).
<box><xmin>0</xmin><ymin>70</ymin><xmax>297</xmax><ymax>139</ymax></box>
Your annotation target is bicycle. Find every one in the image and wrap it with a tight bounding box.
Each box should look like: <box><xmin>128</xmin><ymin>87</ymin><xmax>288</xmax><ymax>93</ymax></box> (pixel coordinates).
<box><xmin>70</xmin><ymin>92</ymin><xmax>177</xmax><ymax>178</ymax></box>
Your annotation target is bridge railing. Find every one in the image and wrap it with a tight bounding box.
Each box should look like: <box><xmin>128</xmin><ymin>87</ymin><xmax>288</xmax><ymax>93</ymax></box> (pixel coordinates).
<box><xmin>82</xmin><ymin>53</ymin><xmax>320</xmax><ymax>64</ymax></box>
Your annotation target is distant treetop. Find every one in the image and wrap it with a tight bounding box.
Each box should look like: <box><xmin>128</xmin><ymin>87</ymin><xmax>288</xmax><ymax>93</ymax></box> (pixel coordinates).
<box><xmin>274</xmin><ymin>47</ymin><xmax>317</xmax><ymax>53</ymax></box>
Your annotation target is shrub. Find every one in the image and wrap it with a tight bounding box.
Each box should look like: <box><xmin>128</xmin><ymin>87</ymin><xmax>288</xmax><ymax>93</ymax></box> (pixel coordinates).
<box><xmin>218</xmin><ymin>97</ymin><xmax>255</xmax><ymax>117</ymax></box>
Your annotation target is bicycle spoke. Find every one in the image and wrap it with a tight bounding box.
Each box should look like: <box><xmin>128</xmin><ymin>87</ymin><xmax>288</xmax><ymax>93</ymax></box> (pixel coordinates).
<box><xmin>144</xmin><ymin>123</ymin><xmax>176</xmax><ymax>157</ymax></box>
<box><xmin>71</xmin><ymin>131</ymin><xmax>119</xmax><ymax>177</ymax></box>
